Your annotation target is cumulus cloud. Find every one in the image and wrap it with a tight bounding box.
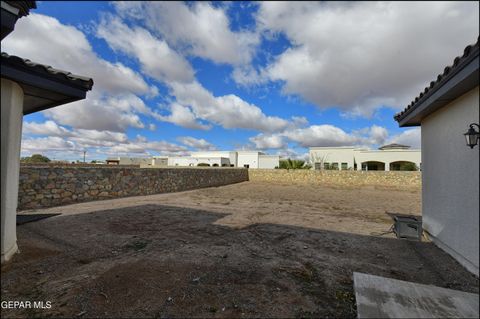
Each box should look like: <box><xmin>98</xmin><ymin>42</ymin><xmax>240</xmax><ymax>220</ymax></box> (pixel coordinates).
<box><xmin>96</xmin><ymin>16</ymin><xmax>290</xmax><ymax>133</ymax></box>
<box><xmin>177</xmin><ymin>136</ymin><xmax>217</xmax><ymax>151</ymax></box>
<box><xmin>169</xmin><ymin>81</ymin><xmax>289</xmax><ymax>132</ymax></box>
<box><xmin>43</xmin><ymin>93</ymin><xmax>146</xmax><ymax>132</ymax></box>
<box><xmin>153</xmin><ymin>103</ymin><xmax>211</xmax><ymax>130</ymax></box>
<box><xmin>249</xmin><ymin>123</ymin><xmax>399</xmax><ymax>150</ymax></box>
<box><xmin>2</xmin><ymin>13</ymin><xmax>156</xmax><ymax>97</ymax></box>
<box><xmin>23</xmin><ymin>121</ymin><xmax>72</xmax><ymax>137</ymax></box>
<box><xmin>97</xmin><ymin>14</ymin><xmax>195</xmax><ymax>83</ymax></box>
<box><xmin>2</xmin><ymin>13</ymin><xmax>166</xmax><ymax>134</ymax></box>
<box><xmin>249</xmin><ymin>133</ymin><xmax>286</xmax><ymax>149</ymax></box>
<box><xmin>113</xmin><ymin>1</ymin><xmax>260</xmax><ymax>66</ymax></box>
<box><xmin>387</xmin><ymin>127</ymin><xmax>421</xmax><ymax>149</ymax></box>
<box><xmin>253</xmin><ymin>1</ymin><xmax>479</xmax><ymax>116</ymax></box>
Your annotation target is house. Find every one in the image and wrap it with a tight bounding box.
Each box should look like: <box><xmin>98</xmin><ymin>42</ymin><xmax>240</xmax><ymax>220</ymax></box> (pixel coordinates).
<box><xmin>1</xmin><ymin>1</ymin><xmax>93</xmax><ymax>263</ymax></box>
<box><xmin>106</xmin><ymin>157</ymin><xmax>152</xmax><ymax>166</ymax></box>
<box><xmin>394</xmin><ymin>37</ymin><xmax>479</xmax><ymax>275</ymax></box>
<box><xmin>148</xmin><ymin>151</ymin><xmax>280</xmax><ymax>169</ymax></box>
<box><xmin>309</xmin><ymin>144</ymin><xmax>421</xmax><ymax>171</ymax></box>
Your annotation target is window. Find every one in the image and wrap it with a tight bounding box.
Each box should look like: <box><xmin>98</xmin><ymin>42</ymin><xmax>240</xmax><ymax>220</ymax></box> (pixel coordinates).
<box><xmin>324</xmin><ymin>162</ymin><xmax>330</xmax><ymax>170</ymax></box>
<box><xmin>331</xmin><ymin>163</ymin><xmax>339</xmax><ymax>170</ymax></box>
<box><xmin>244</xmin><ymin>164</ymin><xmax>249</xmax><ymax>168</ymax></box>
<box><xmin>341</xmin><ymin>162</ymin><xmax>348</xmax><ymax>170</ymax></box>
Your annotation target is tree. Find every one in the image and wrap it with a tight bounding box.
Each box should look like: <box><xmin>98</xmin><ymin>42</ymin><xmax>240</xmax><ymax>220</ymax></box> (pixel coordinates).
<box><xmin>21</xmin><ymin>154</ymin><xmax>51</xmax><ymax>163</ymax></box>
<box><xmin>279</xmin><ymin>158</ymin><xmax>312</xmax><ymax>169</ymax></box>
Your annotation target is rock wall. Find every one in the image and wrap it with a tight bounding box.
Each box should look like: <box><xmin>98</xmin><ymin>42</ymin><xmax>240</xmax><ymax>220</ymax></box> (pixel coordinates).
<box><xmin>18</xmin><ymin>165</ymin><xmax>248</xmax><ymax>210</ymax></box>
<box><xmin>248</xmin><ymin>169</ymin><xmax>421</xmax><ymax>189</ymax></box>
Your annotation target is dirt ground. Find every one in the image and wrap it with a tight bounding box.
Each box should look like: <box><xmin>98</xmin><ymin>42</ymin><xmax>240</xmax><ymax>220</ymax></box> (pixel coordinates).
<box><xmin>1</xmin><ymin>181</ymin><xmax>478</xmax><ymax>318</ymax></box>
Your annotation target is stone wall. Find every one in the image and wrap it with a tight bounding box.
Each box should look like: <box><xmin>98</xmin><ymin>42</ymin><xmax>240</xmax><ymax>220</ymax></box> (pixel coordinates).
<box><xmin>248</xmin><ymin>169</ymin><xmax>421</xmax><ymax>189</ymax></box>
<box><xmin>18</xmin><ymin>165</ymin><xmax>248</xmax><ymax>210</ymax></box>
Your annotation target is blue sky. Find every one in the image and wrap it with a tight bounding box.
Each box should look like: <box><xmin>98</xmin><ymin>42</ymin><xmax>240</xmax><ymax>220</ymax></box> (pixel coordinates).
<box><xmin>3</xmin><ymin>1</ymin><xmax>479</xmax><ymax>161</ymax></box>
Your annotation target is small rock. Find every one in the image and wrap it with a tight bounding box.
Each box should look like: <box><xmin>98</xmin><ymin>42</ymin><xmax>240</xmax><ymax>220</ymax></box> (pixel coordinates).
<box><xmin>303</xmin><ymin>245</ymin><xmax>308</xmax><ymax>249</ymax></box>
<box><xmin>222</xmin><ymin>254</ymin><xmax>228</xmax><ymax>258</ymax></box>
<box><xmin>222</xmin><ymin>307</ymin><xmax>226</xmax><ymax>312</ymax></box>
<box><xmin>167</xmin><ymin>297</ymin><xmax>173</xmax><ymax>302</ymax></box>
<box><xmin>192</xmin><ymin>277</ymin><xmax>200</xmax><ymax>282</ymax></box>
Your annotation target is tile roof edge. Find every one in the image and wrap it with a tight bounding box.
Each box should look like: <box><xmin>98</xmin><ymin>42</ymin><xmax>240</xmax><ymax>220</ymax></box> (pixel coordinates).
<box><xmin>394</xmin><ymin>36</ymin><xmax>479</xmax><ymax>123</ymax></box>
<box><xmin>1</xmin><ymin>52</ymin><xmax>93</xmax><ymax>90</ymax></box>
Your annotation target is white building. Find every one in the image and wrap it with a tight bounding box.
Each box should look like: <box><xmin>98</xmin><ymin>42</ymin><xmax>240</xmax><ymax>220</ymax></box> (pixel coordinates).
<box><xmin>309</xmin><ymin>144</ymin><xmax>421</xmax><ymax>171</ymax></box>
<box><xmin>106</xmin><ymin>157</ymin><xmax>152</xmax><ymax>166</ymax></box>
<box><xmin>395</xmin><ymin>38</ymin><xmax>479</xmax><ymax>275</ymax></box>
<box><xmin>149</xmin><ymin>151</ymin><xmax>279</xmax><ymax>169</ymax></box>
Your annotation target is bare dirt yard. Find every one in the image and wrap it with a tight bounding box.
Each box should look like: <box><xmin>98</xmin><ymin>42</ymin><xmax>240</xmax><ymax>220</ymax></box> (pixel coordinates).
<box><xmin>1</xmin><ymin>181</ymin><xmax>478</xmax><ymax>318</ymax></box>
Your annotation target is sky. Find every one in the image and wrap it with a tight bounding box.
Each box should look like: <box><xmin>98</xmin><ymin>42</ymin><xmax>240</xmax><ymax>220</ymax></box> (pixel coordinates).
<box><xmin>2</xmin><ymin>1</ymin><xmax>479</xmax><ymax>162</ymax></box>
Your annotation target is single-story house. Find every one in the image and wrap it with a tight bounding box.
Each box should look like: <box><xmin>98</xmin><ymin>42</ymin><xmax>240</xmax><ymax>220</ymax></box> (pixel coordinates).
<box><xmin>309</xmin><ymin>144</ymin><xmax>421</xmax><ymax>171</ymax></box>
<box><xmin>394</xmin><ymin>37</ymin><xmax>479</xmax><ymax>275</ymax></box>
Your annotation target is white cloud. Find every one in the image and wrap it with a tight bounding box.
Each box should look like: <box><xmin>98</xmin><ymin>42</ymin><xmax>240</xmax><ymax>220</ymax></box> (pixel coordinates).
<box><xmin>22</xmin><ymin>136</ymin><xmax>76</xmax><ymax>153</ymax></box>
<box><xmin>43</xmin><ymin>93</ymin><xmax>145</xmax><ymax>132</ymax></box>
<box><xmin>249</xmin><ymin>123</ymin><xmax>394</xmax><ymax>150</ymax></box>
<box><xmin>113</xmin><ymin>1</ymin><xmax>260</xmax><ymax>66</ymax></box>
<box><xmin>254</xmin><ymin>1</ymin><xmax>479</xmax><ymax>116</ymax></box>
<box><xmin>170</xmin><ymin>81</ymin><xmax>289</xmax><ymax>132</ymax></box>
<box><xmin>387</xmin><ymin>128</ymin><xmax>421</xmax><ymax>149</ymax></box>
<box><xmin>177</xmin><ymin>136</ymin><xmax>217</xmax><ymax>151</ymax></box>
<box><xmin>97</xmin><ymin>14</ymin><xmax>195</xmax><ymax>83</ymax></box>
<box><xmin>153</xmin><ymin>103</ymin><xmax>211</xmax><ymax>130</ymax></box>
<box><xmin>23</xmin><ymin>120</ymin><xmax>71</xmax><ymax>137</ymax></box>
<box><xmin>249</xmin><ymin>133</ymin><xmax>286</xmax><ymax>149</ymax></box>
<box><xmin>2</xmin><ymin>13</ymin><xmax>156</xmax><ymax>97</ymax></box>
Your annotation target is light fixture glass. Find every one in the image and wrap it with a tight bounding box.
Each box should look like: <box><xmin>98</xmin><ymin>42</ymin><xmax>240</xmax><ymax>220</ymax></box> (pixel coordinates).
<box><xmin>464</xmin><ymin>123</ymin><xmax>480</xmax><ymax>149</ymax></box>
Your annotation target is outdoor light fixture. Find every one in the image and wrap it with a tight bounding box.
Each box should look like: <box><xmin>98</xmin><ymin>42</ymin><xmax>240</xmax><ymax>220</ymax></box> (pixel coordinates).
<box><xmin>464</xmin><ymin>123</ymin><xmax>480</xmax><ymax>149</ymax></box>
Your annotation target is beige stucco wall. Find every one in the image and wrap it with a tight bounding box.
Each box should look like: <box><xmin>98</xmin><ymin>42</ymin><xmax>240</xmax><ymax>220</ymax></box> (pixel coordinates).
<box><xmin>354</xmin><ymin>150</ymin><xmax>421</xmax><ymax>171</ymax></box>
<box><xmin>309</xmin><ymin>147</ymin><xmax>355</xmax><ymax>170</ymax></box>
<box><xmin>421</xmin><ymin>86</ymin><xmax>479</xmax><ymax>276</ymax></box>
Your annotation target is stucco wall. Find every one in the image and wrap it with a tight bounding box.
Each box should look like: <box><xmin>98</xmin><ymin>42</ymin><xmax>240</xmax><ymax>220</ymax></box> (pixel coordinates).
<box><xmin>18</xmin><ymin>165</ymin><xmax>248</xmax><ymax>210</ymax></box>
<box><xmin>421</xmin><ymin>86</ymin><xmax>479</xmax><ymax>276</ymax></box>
<box><xmin>248</xmin><ymin>169</ymin><xmax>421</xmax><ymax>189</ymax></box>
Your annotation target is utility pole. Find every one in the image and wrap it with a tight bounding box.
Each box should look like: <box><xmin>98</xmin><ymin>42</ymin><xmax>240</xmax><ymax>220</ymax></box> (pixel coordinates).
<box><xmin>83</xmin><ymin>150</ymin><xmax>86</xmax><ymax>163</ymax></box>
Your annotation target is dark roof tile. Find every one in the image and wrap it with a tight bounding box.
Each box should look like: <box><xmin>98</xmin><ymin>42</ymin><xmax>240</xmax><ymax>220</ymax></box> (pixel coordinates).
<box><xmin>1</xmin><ymin>52</ymin><xmax>93</xmax><ymax>90</ymax></box>
<box><xmin>394</xmin><ymin>36</ymin><xmax>479</xmax><ymax>122</ymax></box>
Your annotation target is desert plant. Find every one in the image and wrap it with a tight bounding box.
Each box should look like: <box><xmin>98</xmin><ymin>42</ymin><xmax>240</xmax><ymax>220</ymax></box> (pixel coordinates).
<box><xmin>279</xmin><ymin>158</ymin><xmax>311</xmax><ymax>169</ymax></box>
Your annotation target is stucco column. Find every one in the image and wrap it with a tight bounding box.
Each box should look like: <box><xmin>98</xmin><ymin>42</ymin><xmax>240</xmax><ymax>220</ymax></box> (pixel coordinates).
<box><xmin>1</xmin><ymin>78</ymin><xmax>24</xmax><ymax>263</ymax></box>
<box><xmin>385</xmin><ymin>162</ymin><xmax>390</xmax><ymax>171</ymax></box>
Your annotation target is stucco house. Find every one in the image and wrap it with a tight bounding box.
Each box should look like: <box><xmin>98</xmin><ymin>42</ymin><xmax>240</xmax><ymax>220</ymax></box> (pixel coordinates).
<box><xmin>150</xmin><ymin>151</ymin><xmax>280</xmax><ymax>169</ymax></box>
<box><xmin>309</xmin><ymin>144</ymin><xmax>421</xmax><ymax>171</ymax></box>
<box><xmin>394</xmin><ymin>37</ymin><xmax>479</xmax><ymax>275</ymax></box>
<box><xmin>1</xmin><ymin>1</ymin><xmax>93</xmax><ymax>263</ymax></box>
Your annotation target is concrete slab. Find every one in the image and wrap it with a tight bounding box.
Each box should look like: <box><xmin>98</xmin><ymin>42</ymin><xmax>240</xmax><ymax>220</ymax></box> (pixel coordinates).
<box><xmin>353</xmin><ymin>272</ymin><xmax>479</xmax><ymax>318</ymax></box>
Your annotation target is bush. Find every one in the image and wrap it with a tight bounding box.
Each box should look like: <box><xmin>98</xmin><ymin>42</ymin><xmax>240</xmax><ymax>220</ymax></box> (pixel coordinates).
<box><xmin>279</xmin><ymin>158</ymin><xmax>311</xmax><ymax>169</ymax></box>
<box><xmin>21</xmin><ymin>154</ymin><xmax>51</xmax><ymax>163</ymax></box>
<box><xmin>212</xmin><ymin>163</ymin><xmax>219</xmax><ymax>167</ymax></box>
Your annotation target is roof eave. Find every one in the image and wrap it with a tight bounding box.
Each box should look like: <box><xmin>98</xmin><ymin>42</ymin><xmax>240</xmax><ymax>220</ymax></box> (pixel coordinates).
<box><xmin>397</xmin><ymin>54</ymin><xmax>479</xmax><ymax>127</ymax></box>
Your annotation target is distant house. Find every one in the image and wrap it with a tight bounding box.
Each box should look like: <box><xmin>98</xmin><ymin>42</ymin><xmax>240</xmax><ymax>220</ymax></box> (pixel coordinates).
<box><xmin>394</xmin><ymin>38</ymin><xmax>479</xmax><ymax>275</ymax></box>
<box><xmin>106</xmin><ymin>157</ymin><xmax>152</xmax><ymax>166</ymax></box>
<box><xmin>309</xmin><ymin>144</ymin><xmax>421</xmax><ymax>171</ymax></box>
<box><xmin>1</xmin><ymin>1</ymin><xmax>93</xmax><ymax>263</ymax></box>
<box><xmin>149</xmin><ymin>151</ymin><xmax>280</xmax><ymax>169</ymax></box>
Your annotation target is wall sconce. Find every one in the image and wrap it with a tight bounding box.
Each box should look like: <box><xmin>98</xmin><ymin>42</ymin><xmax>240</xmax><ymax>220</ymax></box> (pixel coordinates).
<box><xmin>464</xmin><ymin>123</ymin><xmax>480</xmax><ymax>149</ymax></box>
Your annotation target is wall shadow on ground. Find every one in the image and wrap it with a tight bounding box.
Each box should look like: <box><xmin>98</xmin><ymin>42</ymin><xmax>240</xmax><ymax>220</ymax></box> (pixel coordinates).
<box><xmin>2</xmin><ymin>204</ymin><xmax>478</xmax><ymax>318</ymax></box>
